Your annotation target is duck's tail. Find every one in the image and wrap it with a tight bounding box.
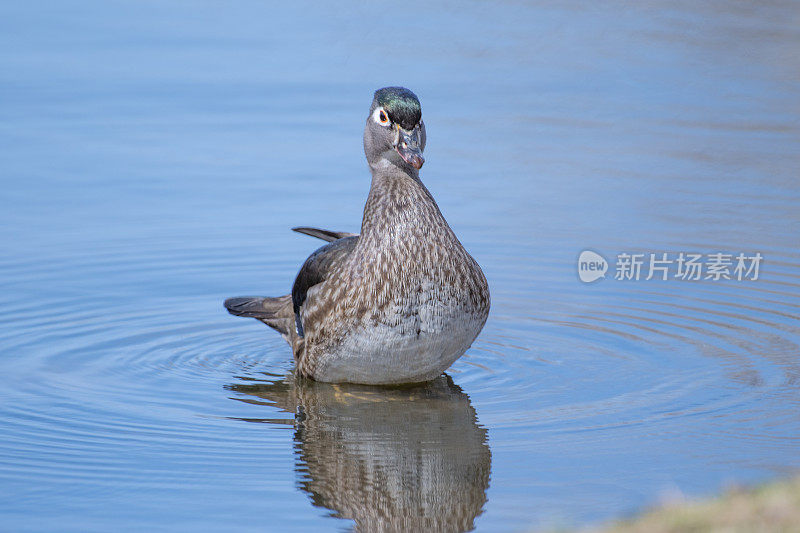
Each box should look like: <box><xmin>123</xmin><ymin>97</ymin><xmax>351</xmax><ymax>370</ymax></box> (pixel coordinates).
<box><xmin>224</xmin><ymin>295</ymin><xmax>294</xmax><ymax>339</ymax></box>
<box><xmin>291</xmin><ymin>226</ymin><xmax>358</xmax><ymax>242</ymax></box>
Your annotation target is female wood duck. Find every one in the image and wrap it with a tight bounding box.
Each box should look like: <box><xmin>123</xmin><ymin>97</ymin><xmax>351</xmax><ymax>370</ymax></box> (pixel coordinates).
<box><xmin>225</xmin><ymin>87</ymin><xmax>490</xmax><ymax>384</ymax></box>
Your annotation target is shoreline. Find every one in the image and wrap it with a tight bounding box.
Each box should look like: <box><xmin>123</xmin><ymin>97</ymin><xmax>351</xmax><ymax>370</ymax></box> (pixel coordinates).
<box><xmin>587</xmin><ymin>475</ymin><xmax>800</xmax><ymax>533</ymax></box>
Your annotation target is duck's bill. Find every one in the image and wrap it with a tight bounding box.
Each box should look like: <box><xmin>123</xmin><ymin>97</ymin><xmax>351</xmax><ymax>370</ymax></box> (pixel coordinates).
<box><xmin>395</xmin><ymin>127</ymin><xmax>425</xmax><ymax>169</ymax></box>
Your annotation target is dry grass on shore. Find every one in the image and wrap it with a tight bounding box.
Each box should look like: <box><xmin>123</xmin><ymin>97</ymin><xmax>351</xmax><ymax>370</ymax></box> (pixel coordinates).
<box><xmin>589</xmin><ymin>476</ymin><xmax>800</xmax><ymax>533</ymax></box>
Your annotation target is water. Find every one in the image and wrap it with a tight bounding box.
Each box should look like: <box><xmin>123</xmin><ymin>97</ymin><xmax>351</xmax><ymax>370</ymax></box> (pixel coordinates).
<box><xmin>1</xmin><ymin>1</ymin><xmax>799</xmax><ymax>531</ymax></box>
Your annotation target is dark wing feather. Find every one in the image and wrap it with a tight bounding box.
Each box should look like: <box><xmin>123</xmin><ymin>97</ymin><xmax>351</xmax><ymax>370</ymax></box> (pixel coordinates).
<box><xmin>291</xmin><ymin>236</ymin><xmax>358</xmax><ymax>337</ymax></box>
<box><xmin>292</xmin><ymin>226</ymin><xmax>359</xmax><ymax>243</ymax></box>
<box><xmin>224</xmin><ymin>295</ymin><xmax>294</xmax><ymax>336</ymax></box>
<box><xmin>224</xmin><ymin>295</ymin><xmax>290</xmax><ymax>318</ymax></box>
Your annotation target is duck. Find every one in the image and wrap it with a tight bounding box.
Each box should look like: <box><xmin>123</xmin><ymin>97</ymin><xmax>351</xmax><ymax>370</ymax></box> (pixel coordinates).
<box><xmin>225</xmin><ymin>87</ymin><xmax>490</xmax><ymax>385</ymax></box>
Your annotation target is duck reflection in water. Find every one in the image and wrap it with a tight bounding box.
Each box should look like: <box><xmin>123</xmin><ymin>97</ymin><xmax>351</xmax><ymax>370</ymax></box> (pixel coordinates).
<box><xmin>227</xmin><ymin>374</ymin><xmax>491</xmax><ymax>533</ymax></box>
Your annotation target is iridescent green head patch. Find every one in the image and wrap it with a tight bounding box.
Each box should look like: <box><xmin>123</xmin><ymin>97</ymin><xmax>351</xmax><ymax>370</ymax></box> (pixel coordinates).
<box><xmin>374</xmin><ymin>87</ymin><xmax>422</xmax><ymax>130</ymax></box>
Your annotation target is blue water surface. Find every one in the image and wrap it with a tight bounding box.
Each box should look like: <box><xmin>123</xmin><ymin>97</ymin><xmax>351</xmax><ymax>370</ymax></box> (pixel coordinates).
<box><xmin>1</xmin><ymin>1</ymin><xmax>799</xmax><ymax>531</ymax></box>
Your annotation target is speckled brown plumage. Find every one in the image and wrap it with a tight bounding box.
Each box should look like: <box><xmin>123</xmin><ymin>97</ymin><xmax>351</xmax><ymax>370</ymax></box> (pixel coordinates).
<box><xmin>225</xmin><ymin>87</ymin><xmax>490</xmax><ymax>384</ymax></box>
<box><xmin>295</xmin><ymin>169</ymin><xmax>490</xmax><ymax>381</ymax></box>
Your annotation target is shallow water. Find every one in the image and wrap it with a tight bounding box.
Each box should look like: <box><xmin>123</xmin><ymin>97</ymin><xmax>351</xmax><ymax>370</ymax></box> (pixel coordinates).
<box><xmin>1</xmin><ymin>1</ymin><xmax>799</xmax><ymax>531</ymax></box>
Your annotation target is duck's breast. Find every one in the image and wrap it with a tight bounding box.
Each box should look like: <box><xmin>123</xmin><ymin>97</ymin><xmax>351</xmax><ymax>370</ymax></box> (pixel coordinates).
<box><xmin>311</xmin><ymin>286</ymin><xmax>487</xmax><ymax>384</ymax></box>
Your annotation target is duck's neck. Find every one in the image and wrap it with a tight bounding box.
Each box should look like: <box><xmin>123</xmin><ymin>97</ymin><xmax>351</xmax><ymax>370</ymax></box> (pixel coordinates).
<box><xmin>360</xmin><ymin>164</ymin><xmax>445</xmax><ymax>239</ymax></box>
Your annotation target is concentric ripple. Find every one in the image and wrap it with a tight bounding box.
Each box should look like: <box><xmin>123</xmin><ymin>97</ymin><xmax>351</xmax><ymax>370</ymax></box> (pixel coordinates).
<box><xmin>0</xmin><ymin>240</ymin><xmax>797</xmax><ymax>533</ymax></box>
<box><xmin>0</xmin><ymin>235</ymin><xmax>800</xmax><ymax>528</ymax></box>
<box><xmin>4</xmin><ymin>234</ymin><xmax>799</xmax><ymax>531</ymax></box>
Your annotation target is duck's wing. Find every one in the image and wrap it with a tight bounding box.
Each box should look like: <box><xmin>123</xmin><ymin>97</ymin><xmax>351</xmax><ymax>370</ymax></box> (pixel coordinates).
<box><xmin>291</xmin><ymin>235</ymin><xmax>358</xmax><ymax>337</ymax></box>
<box><xmin>292</xmin><ymin>226</ymin><xmax>359</xmax><ymax>243</ymax></box>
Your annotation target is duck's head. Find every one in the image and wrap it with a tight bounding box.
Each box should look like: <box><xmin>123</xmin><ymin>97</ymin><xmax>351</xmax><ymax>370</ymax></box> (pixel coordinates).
<box><xmin>364</xmin><ymin>87</ymin><xmax>426</xmax><ymax>172</ymax></box>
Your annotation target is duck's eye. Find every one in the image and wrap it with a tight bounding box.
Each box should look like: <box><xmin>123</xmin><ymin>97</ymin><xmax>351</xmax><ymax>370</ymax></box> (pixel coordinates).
<box><xmin>373</xmin><ymin>108</ymin><xmax>391</xmax><ymax>126</ymax></box>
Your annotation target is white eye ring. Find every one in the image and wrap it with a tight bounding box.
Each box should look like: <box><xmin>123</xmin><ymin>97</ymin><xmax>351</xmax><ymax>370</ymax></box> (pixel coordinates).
<box><xmin>372</xmin><ymin>107</ymin><xmax>391</xmax><ymax>126</ymax></box>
